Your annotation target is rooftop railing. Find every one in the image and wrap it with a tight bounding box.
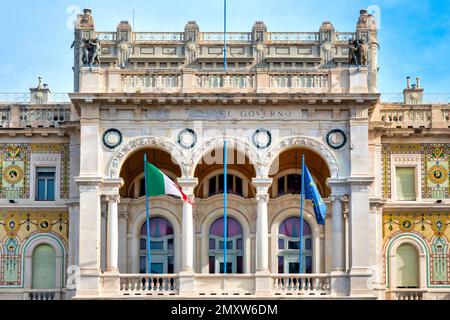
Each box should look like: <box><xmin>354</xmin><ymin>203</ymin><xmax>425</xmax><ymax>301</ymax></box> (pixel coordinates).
<box><xmin>381</xmin><ymin>93</ymin><xmax>450</xmax><ymax>104</ymax></box>
<box><xmin>0</xmin><ymin>93</ymin><xmax>71</xmax><ymax>104</ymax></box>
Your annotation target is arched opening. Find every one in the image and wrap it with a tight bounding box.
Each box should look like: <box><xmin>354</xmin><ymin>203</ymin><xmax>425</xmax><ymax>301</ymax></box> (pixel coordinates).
<box><xmin>396</xmin><ymin>243</ymin><xmax>419</xmax><ymax>288</ymax></box>
<box><xmin>139</xmin><ymin>217</ymin><xmax>174</xmax><ymax>274</ymax></box>
<box><xmin>119</xmin><ymin>148</ymin><xmax>181</xmax><ymax>198</ymax></box>
<box><xmin>208</xmin><ymin>217</ymin><xmax>243</xmax><ymax>274</ymax></box>
<box><xmin>277</xmin><ymin>217</ymin><xmax>312</xmax><ymax>274</ymax></box>
<box><xmin>194</xmin><ymin>147</ymin><xmax>256</xmax><ymax>199</ymax></box>
<box><xmin>32</xmin><ymin>244</ymin><xmax>56</xmax><ymax>289</ymax></box>
<box><xmin>269</xmin><ymin>148</ymin><xmax>330</xmax><ymax>198</ymax></box>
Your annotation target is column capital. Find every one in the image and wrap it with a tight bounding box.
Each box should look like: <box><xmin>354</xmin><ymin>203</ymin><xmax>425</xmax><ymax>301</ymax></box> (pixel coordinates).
<box><xmin>252</xmin><ymin>177</ymin><xmax>273</xmax><ymax>193</ymax></box>
<box><xmin>105</xmin><ymin>194</ymin><xmax>120</xmax><ymax>203</ymax></box>
<box><xmin>102</xmin><ymin>177</ymin><xmax>124</xmax><ymax>194</ymax></box>
<box><xmin>177</xmin><ymin>177</ymin><xmax>198</xmax><ymax>194</ymax></box>
<box><xmin>256</xmin><ymin>194</ymin><xmax>269</xmax><ymax>203</ymax></box>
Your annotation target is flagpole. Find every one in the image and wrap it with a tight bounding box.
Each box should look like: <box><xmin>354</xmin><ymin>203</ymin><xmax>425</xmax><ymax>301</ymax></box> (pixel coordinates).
<box><xmin>299</xmin><ymin>154</ymin><xmax>305</xmax><ymax>274</ymax></box>
<box><xmin>223</xmin><ymin>0</ymin><xmax>227</xmax><ymax>72</ymax></box>
<box><xmin>223</xmin><ymin>140</ymin><xmax>228</xmax><ymax>274</ymax></box>
<box><xmin>144</xmin><ymin>154</ymin><xmax>152</xmax><ymax>273</ymax></box>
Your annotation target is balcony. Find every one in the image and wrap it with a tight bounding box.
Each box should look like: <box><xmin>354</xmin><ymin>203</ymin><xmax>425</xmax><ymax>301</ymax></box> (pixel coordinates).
<box><xmin>115</xmin><ymin>273</ymin><xmax>333</xmax><ymax>298</ymax></box>
<box><xmin>386</xmin><ymin>289</ymin><xmax>426</xmax><ymax>300</ymax></box>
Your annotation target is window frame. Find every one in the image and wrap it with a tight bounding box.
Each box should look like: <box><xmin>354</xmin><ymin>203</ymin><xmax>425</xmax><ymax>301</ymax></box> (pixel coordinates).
<box><xmin>390</xmin><ymin>154</ymin><xmax>422</xmax><ymax>202</ymax></box>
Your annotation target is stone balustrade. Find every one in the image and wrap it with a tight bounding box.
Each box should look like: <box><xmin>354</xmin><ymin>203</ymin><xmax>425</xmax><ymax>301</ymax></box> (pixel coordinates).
<box><xmin>25</xmin><ymin>289</ymin><xmax>62</xmax><ymax>300</ymax></box>
<box><xmin>133</xmin><ymin>32</ymin><xmax>185</xmax><ymax>43</ymax></box>
<box><xmin>199</xmin><ymin>32</ymin><xmax>252</xmax><ymax>43</ymax></box>
<box><xmin>372</xmin><ymin>104</ymin><xmax>450</xmax><ymax>131</ymax></box>
<box><xmin>271</xmin><ymin>274</ymin><xmax>331</xmax><ymax>296</ymax></box>
<box><xmin>266</xmin><ymin>32</ymin><xmax>320</xmax><ymax>43</ymax></box>
<box><xmin>195</xmin><ymin>74</ymin><xmax>255</xmax><ymax>89</ymax></box>
<box><xmin>387</xmin><ymin>289</ymin><xmax>425</xmax><ymax>300</ymax></box>
<box><xmin>121</xmin><ymin>74</ymin><xmax>181</xmax><ymax>91</ymax></box>
<box><xmin>119</xmin><ymin>274</ymin><xmax>179</xmax><ymax>296</ymax></box>
<box><xmin>269</xmin><ymin>73</ymin><xmax>329</xmax><ymax>91</ymax></box>
<box><xmin>115</xmin><ymin>273</ymin><xmax>334</xmax><ymax>297</ymax></box>
<box><xmin>193</xmin><ymin>274</ymin><xmax>255</xmax><ymax>296</ymax></box>
<box><xmin>380</xmin><ymin>107</ymin><xmax>432</xmax><ymax>128</ymax></box>
<box><xmin>0</xmin><ymin>104</ymin><xmax>71</xmax><ymax>129</ymax></box>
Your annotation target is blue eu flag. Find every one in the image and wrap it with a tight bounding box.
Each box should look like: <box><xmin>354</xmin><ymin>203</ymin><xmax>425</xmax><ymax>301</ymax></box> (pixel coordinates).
<box><xmin>303</xmin><ymin>165</ymin><xmax>326</xmax><ymax>225</ymax></box>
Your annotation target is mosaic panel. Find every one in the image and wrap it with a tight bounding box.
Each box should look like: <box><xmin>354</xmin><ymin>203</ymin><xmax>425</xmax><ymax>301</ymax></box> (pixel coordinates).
<box><xmin>383</xmin><ymin>212</ymin><xmax>450</xmax><ymax>286</ymax></box>
<box><xmin>0</xmin><ymin>210</ymin><xmax>69</xmax><ymax>286</ymax></box>
<box><xmin>382</xmin><ymin>144</ymin><xmax>450</xmax><ymax>199</ymax></box>
<box><xmin>0</xmin><ymin>144</ymin><xmax>70</xmax><ymax>199</ymax></box>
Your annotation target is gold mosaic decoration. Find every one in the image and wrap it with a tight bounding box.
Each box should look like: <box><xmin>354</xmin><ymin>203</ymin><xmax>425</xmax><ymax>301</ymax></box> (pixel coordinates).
<box><xmin>2</xmin><ymin>165</ymin><xmax>24</xmax><ymax>185</ymax></box>
<box><xmin>428</xmin><ymin>165</ymin><xmax>448</xmax><ymax>185</ymax></box>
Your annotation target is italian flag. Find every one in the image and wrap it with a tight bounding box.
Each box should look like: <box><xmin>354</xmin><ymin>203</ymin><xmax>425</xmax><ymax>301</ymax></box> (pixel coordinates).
<box><xmin>145</xmin><ymin>162</ymin><xmax>192</xmax><ymax>204</ymax></box>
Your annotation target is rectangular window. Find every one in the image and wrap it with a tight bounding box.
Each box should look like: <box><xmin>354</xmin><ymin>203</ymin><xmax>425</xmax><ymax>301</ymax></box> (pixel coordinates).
<box><xmin>288</xmin><ymin>241</ymin><xmax>300</xmax><ymax>250</ymax></box>
<box><xmin>289</xmin><ymin>262</ymin><xmax>300</xmax><ymax>274</ymax></box>
<box><xmin>278</xmin><ymin>256</ymin><xmax>284</xmax><ymax>274</ymax></box>
<box><xmin>150</xmin><ymin>263</ymin><xmax>163</xmax><ymax>274</ymax></box>
<box><xmin>220</xmin><ymin>262</ymin><xmax>232</xmax><ymax>274</ymax></box>
<box><xmin>236</xmin><ymin>256</ymin><xmax>243</xmax><ymax>274</ymax></box>
<box><xmin>209</xmin><ymin>256</ymin><xmax>215</xmax><ymax>274</ymax></box>
<box><xmin>396</xmin><ymin>167</ymin><xmax>416</xmax><ymax>201</ymax></box>
<box><xmin>278</xmin><ymin>239</ymin><xmax>285</xmax><ymax>250</ymax></box>
<box><xmin>236</xmin><ymin>238</ymin><xmax>243</xmax><ymax>250</ymax></box>
<box><xmin>140</xmin><ymin>239</ymin><xmax>146</xmax><ymax>250</ymax></box>
<box><xmin>218</xmin><ymin>175</ymin><xmax>224</xmax><ymax>193</ymax></box>
<box><xmin>305</xmin><ymin>256</ymin><xmax>312</xmax><ymax>273</ymax></box>
<box><xmin>150</xmin><ymin>241</ymin><xmax>164</xmax><ymax>250</ymax></box>
<box><xmin>226</xmin><ymin>174</ymin><xmax>234</xmax><ymax>193</ymax></box>
<box><xmin>208</xmin><ymin>176</ymin><xmax>216</xmax><ymax>196</ymax></box>
<box><xmin>235</xmin><ymin>176</ymin><xmax>243</xmax><ymax>196</ymax></box>
<box><xmin>168</xmin><ymin>238</ymin><xmax>174</xmax><ymax>250</ymax></box>
<box><xmin>305</xmin><ymin>238</ymin><xmax>312</xmax><ymax>250</ymax></box>
<box><xmin>168</xmin><ymin>256</ymin><xmax>174</xmax><ymax>274</ymax></box>
<box><xmin>139</xmin><ymin>256</ymin><xmax>146</xmax><ymax>273</ymax></box>
<box><xmin>277</xmin><ymin>177</ymin><xmax>285</xmax><ymax>196</ymax></box>
<box><xmin>209</xmin><ymin>239</ymin><xmax>215</xmax><ymax>250</ymax></box>
<box><xmin>36</xmin><ymin>167</ymin><xmax>56</xmax><ymax>201</ymax></box>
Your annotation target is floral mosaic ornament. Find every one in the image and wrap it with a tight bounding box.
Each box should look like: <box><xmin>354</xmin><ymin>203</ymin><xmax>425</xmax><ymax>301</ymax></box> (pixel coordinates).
<box><xmin>431</xmin><ymin>216</ymin><xmax>448</xmax><ymax>237</ymax></box>
<box><xmin>428</xmin><ymin>165</ymin><xmax>448</xmax><ymax>185</ymax></box>
<box><xmin>2</xmin><ymin>165</ymin><xmax>24</xmax><ymax>185</ymax></box>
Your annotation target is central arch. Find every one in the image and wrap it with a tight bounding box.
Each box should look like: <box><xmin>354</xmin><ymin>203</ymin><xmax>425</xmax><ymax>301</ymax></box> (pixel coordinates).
<box><xmin>262</xmin><ymin>136</ymin><xmax>339</xmax><ymax>178</ymax></box>
<box><xmin>108</xmin><ymin>136</ymin><xmax>184</xmax><ymax>178</ymax></box>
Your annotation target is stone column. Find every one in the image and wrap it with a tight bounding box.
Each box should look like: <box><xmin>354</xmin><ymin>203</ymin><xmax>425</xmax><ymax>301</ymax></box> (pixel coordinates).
<box><xmin>331</xmin><ymin>196</ymin><xmax>345</xmax><ymax>272</ymax></box>
<box><xmin>347</xmin><ymin>177</ymin><xmax>374</xmax><ymax>297</ymax></box>
<box><xmin>177</xmin><ymin>177</ymin><xmax>198</xmax><ymax>296</ymax></box>
<box><xmin>118</xmin><ymin>209</ymin><xmax>128</xmax><ymax>273</ymax></box>
<box><xmin>106</xmin><ymin>195</ymin><xmax>120</xmax><ymax>271</ymax></box>
<box><xmin>252</xmin><ymin>177</ymin><xmax>273</xmax><ymax>296</ymax></box>
<box><xmin>74</xmin><ymin>177</ymin><xmax>102</xmax><ymax>298</ymax></box>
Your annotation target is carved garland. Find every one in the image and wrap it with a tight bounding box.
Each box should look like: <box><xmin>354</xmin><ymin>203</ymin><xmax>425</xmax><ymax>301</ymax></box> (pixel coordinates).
<box><xmin>109</xmin><ymin>136</ymin><xmax>184</xmax><ymax>177</ymax></box>
<box><xmin>263</xmin><ymin>136</ymin><xmax>339</xmax><ymax>178</ymax></box>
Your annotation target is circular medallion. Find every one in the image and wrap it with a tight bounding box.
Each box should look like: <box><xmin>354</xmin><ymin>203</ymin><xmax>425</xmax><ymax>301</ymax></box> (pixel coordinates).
<box><xmin>2</xmin><ymin>165</ymin><xmax>24</xmax><ymax>185</ymax></box>
<box><xmin>252</xmin><ymin>129</ymin><xmax>272</xmax><ymax>150</ymax></box>
<box><xmin>428</xmin><ymin>165</ymin><xmax>448</xmax><ymax>185</ymax></box>
<box><xmin>177</xmin><ymin>129</ymin><xmax>197</xmax><ymax>149</ymax></box>
<box><xmin>326</xmin><ymin>129</ymin><xmax>347</xmax><ymax>150</ymax></box>
<box><xmin>37</xmin><ymin>219</ymin><xmax>52</xmax><ymax>232</ymax></box>
<box><xmin>102</xmin><ymin>129</ymin><xmax>123</xmax><ymax>149</ymax></box>
<box><xmin>399</xmin><ymin>217</ymin><xmax>415</xmax><ymax>233</ymax></box>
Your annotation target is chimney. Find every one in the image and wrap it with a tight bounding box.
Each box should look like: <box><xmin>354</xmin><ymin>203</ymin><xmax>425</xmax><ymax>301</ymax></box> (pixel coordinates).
<box><xmin>403</xmin><ymin>76</ymin><xmax>424</xmax><ymax>105</ymax></box>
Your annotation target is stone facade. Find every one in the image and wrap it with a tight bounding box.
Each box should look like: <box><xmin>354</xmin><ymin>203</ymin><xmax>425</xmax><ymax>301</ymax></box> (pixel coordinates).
<box><xmin>0</xmin><ymin>8</ymin><xmax>449</xmax><ymax>300</ymax></box>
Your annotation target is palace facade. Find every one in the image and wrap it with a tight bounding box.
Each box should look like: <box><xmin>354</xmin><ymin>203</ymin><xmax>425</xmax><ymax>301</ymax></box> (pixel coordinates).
<box><xmin>0</xmin><ymin>9</ymin><xmax>449</xmax><ymax>300</ymax></box>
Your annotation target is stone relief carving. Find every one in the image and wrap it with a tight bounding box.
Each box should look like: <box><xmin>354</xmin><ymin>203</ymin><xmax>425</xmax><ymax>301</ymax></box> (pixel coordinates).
<box><xmin>82</xmin><ymin>38</ymin><xmax>101</xmax><ymax>67</ymax></box>
<box><xmin>108</xmin><ymin>136</ymin><xmax>184</xmax><ymax>177</ymax></box>
<box><xmin>263</xmin><ymin>136</ymin><xmax>339</xmax><ymax>178</ymax></box>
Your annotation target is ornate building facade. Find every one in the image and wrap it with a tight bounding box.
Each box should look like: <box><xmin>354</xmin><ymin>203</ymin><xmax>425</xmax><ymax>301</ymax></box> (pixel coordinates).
<box><xmin>0</xmin><ymin>8</ymin><xmax>449</xmax><ymax>300</ymax></box>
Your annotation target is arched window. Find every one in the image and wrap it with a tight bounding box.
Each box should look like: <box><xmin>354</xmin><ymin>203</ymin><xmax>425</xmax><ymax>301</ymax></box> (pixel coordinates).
<box><xmin>140</xmin><ymin>217</ymin><xmax>174</xmax><ymax>274</ymax></box>
<box><xmin>396</xmin><ymin>243</ymin><xmax>419</xmax><ymax>288</ymax></box>
<box><xmin>208</xmin><ymin>217</ymin><xmax>243</xmax><ymax>274</ymax></box>
<box><xmin>277</xmin><ymin>217</ymin><xmax>312</xmax><ymax>274</ymax></box>
<box><xmin>276</xmin><ymin>173</ymin><xmax>324</xmax><ymax>197</ymax></box>
<box><xmin>32</xmin><ymin>244</ymin><xmax>56</xmax><ymax>289</ymax></box>
<box><xmin>277</xmin><ymin>174</ymin><xmax>302</xmax><ymax>196</ymax></box>
<box><xmin>208</xmin><ymin>174</ymin><xmax>243</xmax><ymax>197</ymax></box>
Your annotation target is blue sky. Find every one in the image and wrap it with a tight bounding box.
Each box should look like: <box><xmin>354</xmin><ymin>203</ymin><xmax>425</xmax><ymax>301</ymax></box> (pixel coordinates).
<box><xmin>0</xmin><ymin>0</ymin><xmax>449</xmax><ymax>94</ymax></box>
